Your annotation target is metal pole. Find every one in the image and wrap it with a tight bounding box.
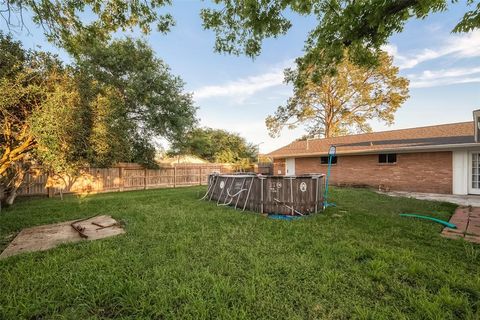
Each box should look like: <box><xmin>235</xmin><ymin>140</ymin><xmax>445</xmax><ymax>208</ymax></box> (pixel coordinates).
<box><xmin>260</xmin><ymin>177</ymin><xmax>264</xmax><ymax>213</ymax></box>
<box><xmin>324</xmin><ymin>154</ymin><xmax>333</xmax><ymax>208</ymax></box>
<box><xmin>290</xmin><ymin>178</ymin><xmax>294</xmax><ymax>215</ymax></box>
<box><xmin>255</xmin><ymin>142</ymin><xmax>264</xmax><ymax>164</ymax></box>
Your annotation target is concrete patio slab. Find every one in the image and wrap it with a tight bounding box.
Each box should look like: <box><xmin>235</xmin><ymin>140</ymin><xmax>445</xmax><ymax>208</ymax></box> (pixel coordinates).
<box><xmin>377</xmin><ymin>191</ymin><xmax>480</xmax><ymax>207</ymax></box>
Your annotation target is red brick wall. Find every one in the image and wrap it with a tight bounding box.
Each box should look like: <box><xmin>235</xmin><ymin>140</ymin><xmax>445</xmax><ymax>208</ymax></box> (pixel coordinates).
<box><xmin>289</xmin><ymin>151</ymin><xmax>453</xmax><ymax>194</ymax></box>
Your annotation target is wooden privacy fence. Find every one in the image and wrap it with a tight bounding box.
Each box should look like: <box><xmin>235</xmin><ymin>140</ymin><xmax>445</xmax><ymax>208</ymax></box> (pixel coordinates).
<box><xmin>18</xmin><ymin>163</ymin><xmax>230</xmax><ymax>197</ymax></box>
<box><xmin>256</xmin><ymin>162</ymin><xmax>273</xmax><ymax>175</ymax></box>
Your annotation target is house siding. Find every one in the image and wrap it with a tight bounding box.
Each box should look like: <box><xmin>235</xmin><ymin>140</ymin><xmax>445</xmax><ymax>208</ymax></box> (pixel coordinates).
<box><xmin>288</xmin><ymin>151</ymin><xmax>453</xmax><ymax>194</ymax></box>
<box><xmin>452</xmin><ymin>150</ymin><xmax>468</xmax><ymax>195</ymax></box>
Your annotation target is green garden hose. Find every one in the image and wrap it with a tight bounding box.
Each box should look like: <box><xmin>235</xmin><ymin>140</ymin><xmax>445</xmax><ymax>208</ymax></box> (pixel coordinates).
<box><xmin>399</xmin><ymin>214</ymin><xmax>456</xmax><ymax>229</ymax></box>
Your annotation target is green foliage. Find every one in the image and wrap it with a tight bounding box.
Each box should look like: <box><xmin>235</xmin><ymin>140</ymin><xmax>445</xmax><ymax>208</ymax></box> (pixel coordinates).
<box><xmin>200</xmin><ymin>0</ymin><xmax>294</xmax><ymax>57</ymax></box>
<box><xmin>0</xmin><ymin>36</ymin><xmax>92</xmax><ymax>205</ymax></box>
<box><xmin>76</xmin><ymin>38</ymin><xmax>197</xmax><ymax>151</ymax></box>
<box><xmin>30</xmin><ymin>69</ymin><xmax>90</xmax><ymax>175</ymax></box>
<box><xmin>169</xmin><ymin>127</ymin><xmax>256</xmax><ymax>163</ymax></box>
<box><xmin>266</xmin><ymin>51</ymin><xmax>409</xmax><ymax>138</ymax></box>
<box><xmin>202</xmin><ymin>1</ymin><xmax>480</xmax><ymax>75</ymax></box>
<box><xmin>1</xmin><ymin>1</ymin><xmax>175</xmax><ymax>54</ymax></box>
<box><xmin>0</xmin><ymin>35</ymin><xmax>60</xmax><ymax>176</ymax></box>
<box><xmin>1</xmin><ymin>33</ymin><xmax>197</xmax><ymax>206</ymax></box>
<box><xmin>454</xmin><ymin>0</ymin><xmax>480</xmax><ymax>32</ymax></box>
<box><xmin>86</xmin><ymin>86</ymin><xmax>132</xmax><ymax>167</ymax></box>
<box><xmin>129</xmin><ymin>136</ymin><xmax>159</xmax><ymax>168</ymax></box>
<box><xmin>0</xmin><ymin>187</ymin><xmax>478</xmax><ymax>318</ymax></box>
<box><xmin>2</xmin><ymin>1</ymin><xmax>479</xmax><ymax>76</ymax></box>
<box><xmin>0</xmin><ymin>33</ymin><xmax>25</xmax><ymax>78</ymax></box>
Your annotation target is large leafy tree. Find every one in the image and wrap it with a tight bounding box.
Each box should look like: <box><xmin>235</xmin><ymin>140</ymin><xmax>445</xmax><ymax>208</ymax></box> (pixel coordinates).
<box><xmin>0</xmin><ymin>34</ymin><xmax>31</xmax><ymax>178</ymax></box>
<box><xmin>0</xmin><ymin>34</ymin><xmax>89</xmax><ymax>206</ymax></box>
<box><xmin>168</xmin><ymin>127</ymin><xmax>257</xmax><ymax>163</ymax></box>
<box><xmin>0</xmin><ymin>34</ymin><xmax>197</xmax><ymax>207</ymax></box>
<box><xmin>201</xmin><ymin>0</ymin><xmax>480</xmax><ymax>76</ymax></box>
<box><xmin>266</xmin><ymin>51</ymin><xmax>409</xmax><ymax>138</ymax></box>
<box><xmin>75</xmin><ymin>37</ymin><xmax>197</xmax><ymax>167</ymax></box>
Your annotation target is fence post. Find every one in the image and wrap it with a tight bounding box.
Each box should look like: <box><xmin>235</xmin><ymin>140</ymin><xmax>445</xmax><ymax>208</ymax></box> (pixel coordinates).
<box><xmin>173</xmin><ymin>166</ymin><xmax>177</xmax><ymax>188</ymax></box>
<box><xmin>144</xmin><ymin>168</ymin><xmax>147</xmax><ymax>190</ymax></box>
<box><xmin>199</xmin><ymin>167</ymin><xmax>202</xmax><ymax>185</ymax></box>
<box><xmin>119</xmin><ymin>166</ymin><xmax>124</xmax><ymax>192</ymax></box>
<box><xmin>46</xmin><ymin>174</ymin><xmax>53</xmax><ymax>198</ymax></box>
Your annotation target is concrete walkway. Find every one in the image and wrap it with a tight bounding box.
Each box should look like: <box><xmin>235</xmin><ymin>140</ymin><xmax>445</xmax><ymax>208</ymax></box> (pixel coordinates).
<box><xmin>441</xmin><ymin>207</ymin><xmax>480</xmax><ymax>244</ymax></box>
<box><xmin>377</xmin><ymin>190</ymin><xmax>480</xmax><ymax>207</ymax></box>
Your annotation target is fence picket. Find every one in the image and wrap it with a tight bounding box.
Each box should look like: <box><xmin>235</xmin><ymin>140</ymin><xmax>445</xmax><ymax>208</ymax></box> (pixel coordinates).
<box><xmin>17</xmin><ymin>163</ymin><xmax>230</xmax><ymax>197</ymax></box>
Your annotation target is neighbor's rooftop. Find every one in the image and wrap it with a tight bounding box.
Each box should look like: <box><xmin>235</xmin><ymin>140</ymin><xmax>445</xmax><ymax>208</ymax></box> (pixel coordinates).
<box><xmin>268</xmin><ymin>121</ymin><xmax>476</xmax><ymax>158</ymax></box>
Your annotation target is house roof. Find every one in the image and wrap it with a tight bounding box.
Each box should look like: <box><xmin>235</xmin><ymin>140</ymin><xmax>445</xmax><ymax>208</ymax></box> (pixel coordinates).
<box><xmin>156</xmin><ymin>155</ymin><xmax>208</xmax><ymax>166</ymax></box>
<box><xmin>268</xmin><ymin>121</ymin><xmax>477</xmax><ymax>158</ymax></box>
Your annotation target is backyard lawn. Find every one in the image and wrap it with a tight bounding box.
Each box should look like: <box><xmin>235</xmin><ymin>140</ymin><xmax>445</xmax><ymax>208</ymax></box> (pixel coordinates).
<box><xmin>0</xmin><ymin>186</ymin><xmax>479</xmax><ymax>319</ymax></box>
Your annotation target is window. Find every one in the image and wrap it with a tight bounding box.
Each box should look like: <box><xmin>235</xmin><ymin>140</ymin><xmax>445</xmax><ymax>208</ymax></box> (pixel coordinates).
<box><xmin>321</xmin><ymin>156</ymin><xmax>337</xmax><ymax>165</ymax></box>
<box><xmin>378</xmin><ymin>153</ymin><xmax>397</xmax><ymax>164</ymax></box>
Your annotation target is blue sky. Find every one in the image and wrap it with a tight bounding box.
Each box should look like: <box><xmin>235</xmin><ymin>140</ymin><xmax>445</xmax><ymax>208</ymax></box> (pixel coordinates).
<box><xmin>3</xmin><ymin>2</ymin><xmax>480</xmax><ymax>153</ymax></box>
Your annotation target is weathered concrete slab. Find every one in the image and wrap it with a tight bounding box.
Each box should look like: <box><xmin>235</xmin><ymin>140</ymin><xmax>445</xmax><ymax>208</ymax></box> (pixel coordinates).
<box><xmin>0</xmin><ymin>215</ymin><xmax>124</xmax><ymax>259</ymax></box>
<box><xmin>377</xmin><ymin>191</ymin><xmax>480</xmax><ymax>207</ymax></box>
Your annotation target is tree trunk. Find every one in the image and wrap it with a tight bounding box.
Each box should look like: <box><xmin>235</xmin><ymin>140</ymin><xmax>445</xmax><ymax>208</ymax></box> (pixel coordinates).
<box><xmin>1</xmin><ymin>162</ymin><xmax>28</xmax><ymax>209</ymax></box>
<box><xmin>4</xmin><ymin>188</ymin><xmax>18</xmax><ymax>206</ymax></box>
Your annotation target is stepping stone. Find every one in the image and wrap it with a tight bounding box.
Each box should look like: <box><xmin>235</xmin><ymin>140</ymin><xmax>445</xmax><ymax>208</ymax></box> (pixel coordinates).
<box><xmin>441</xmin><ymin>206</ymin><xmax>480</xmax><ymax>244</ymax></box>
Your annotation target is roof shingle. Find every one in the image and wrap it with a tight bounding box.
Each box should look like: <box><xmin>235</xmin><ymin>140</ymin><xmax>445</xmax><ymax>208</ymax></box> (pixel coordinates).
<box><xmin>268</xmin><ymin>121</ymin><xmax>475</xmax><ymax>158</ymax></box>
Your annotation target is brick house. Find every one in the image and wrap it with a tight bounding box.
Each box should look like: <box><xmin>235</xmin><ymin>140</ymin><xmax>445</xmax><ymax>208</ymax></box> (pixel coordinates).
<box><xmin>267</xmin><ymin>110</ymin><xmax>480</xmax><ymax>195</ymax></box>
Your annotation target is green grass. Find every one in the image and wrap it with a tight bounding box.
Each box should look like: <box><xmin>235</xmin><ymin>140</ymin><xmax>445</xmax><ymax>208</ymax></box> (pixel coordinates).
<box><xmin>0</xmin><ymin>186</ymin><xmax>479</xmax><ymax>319</ymax></box>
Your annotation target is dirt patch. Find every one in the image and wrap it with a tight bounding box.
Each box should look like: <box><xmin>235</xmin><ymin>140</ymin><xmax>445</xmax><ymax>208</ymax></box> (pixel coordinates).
<box><xmin>0</xmin><ymin>215</ymin><xmax>125</xmax><ymax>259</ymax></box>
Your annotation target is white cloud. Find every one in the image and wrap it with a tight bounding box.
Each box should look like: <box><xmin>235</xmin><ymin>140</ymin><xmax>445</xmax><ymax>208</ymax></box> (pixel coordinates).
<box><xmin>407</xmin><ymin>66</ymin><xmax>480</xmax><ymax>88</ymax></box>
<box><xmin>193</xmin><ymin>60</ymin><xmax>294</xmax><ymax>101</ymax></box>
<box><xmin>383</xmin><ymin>30</ymin><xmax>480</xmax><ymax>69</ymax></box>
<box><xmin>194</xmin><ymin>70</ymin><xmax>284</xmax><ymax>100</ymax></box>
<box><xmin>410</xmin><ymin>76</ymin><xmax>480</xmax><ymax>88</ymax></box>
<box><xmin>409</xmin><ymin>66</ymin><xmax>480</xmax><ymax>81</ymax></box>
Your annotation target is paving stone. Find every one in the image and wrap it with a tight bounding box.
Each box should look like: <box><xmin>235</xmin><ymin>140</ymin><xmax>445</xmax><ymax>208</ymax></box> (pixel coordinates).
<box><xmin>441</xmin><ymin>233</ymin><xmax>463</xmax><ymax>240</ymax></box>
<box><xmin>440</xmin><ymin>207</ymin><xmax>480</xmax><ymax>244</ymax></box>
<box><xmin>442</xmin><ymin>229</ymin><xmax>464</xmax><ymax>235</ymax></box>
<box><xmin>464</xmin><ymin>235</ymin><xmax>480</xmax><ymax>244</ymax></box>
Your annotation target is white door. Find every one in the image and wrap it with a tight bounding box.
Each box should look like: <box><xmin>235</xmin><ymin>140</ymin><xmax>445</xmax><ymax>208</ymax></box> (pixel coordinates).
<box><xmin>468</xmin><ymin>152</ymin><xmax>480</xmax><ymax>194</ymax></box>
<box><xmin>286</xmin><ymin>158</ymin><xmax>295</xmax><ymax>176</ymax></box>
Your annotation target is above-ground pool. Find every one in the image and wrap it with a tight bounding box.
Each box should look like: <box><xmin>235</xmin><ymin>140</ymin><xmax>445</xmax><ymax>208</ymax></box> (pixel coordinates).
<box><xmin>203</xmin><ymin>173</ymin><xmax>325</xmax><ymax>215</ymax></box>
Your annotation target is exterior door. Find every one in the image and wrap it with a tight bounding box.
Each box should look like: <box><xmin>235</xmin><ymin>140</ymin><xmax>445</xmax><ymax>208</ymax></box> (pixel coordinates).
<box><xmin>468</xmin><ymin>152</ymin><xmax>480</xmax><ymax>194</ymax></box>
<box><xmin>286</xmin><ymin>158</ymin><xmax>295</xmax><ymax>176</ymax></box>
